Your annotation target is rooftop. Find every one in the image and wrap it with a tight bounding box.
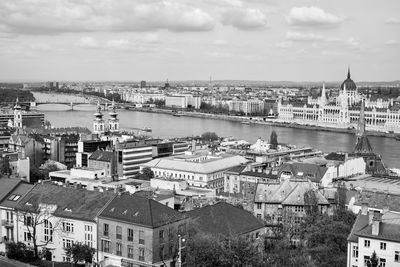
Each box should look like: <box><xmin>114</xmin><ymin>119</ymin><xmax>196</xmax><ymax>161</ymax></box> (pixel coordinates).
<box><xmin>143</xmin><ymin>154</ymin><xmax>247</xmax><ymax>174</ymax></box>
<box><xmin>99</xmin><ymin>193</ymin><xmax>185</xmax><ymax>228</ymax></box>
<box><xmin>0</xmin><ymin>178</ymin><xmax>21</xmax><ymax>203</ymax></box>
<box><xmin>15</xmin><ymin>183</ymin><xmax>115</xmax><ymax>222</ymax></box>
<box><xmin>0</xmin><ymin>182</ymin><xmax>34</xmax><ymax>209</ymax></box>
<box><xmin>89</xmin><ymin>150</ymin><xmax>114</xmax><ymax>162</ymax></box>
<box><xmin>187</xmin><ymin>202</ymin><xmax>264</xmax><ymax>236</ymax></box>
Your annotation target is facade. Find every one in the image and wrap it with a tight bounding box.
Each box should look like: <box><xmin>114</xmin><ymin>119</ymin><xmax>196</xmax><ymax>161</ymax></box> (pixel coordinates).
<box><xmin>277</xmin><ymin>69</ymin><xmax>400</xmax><ymax>132</ymax></box>
<box><xmin>14</xmin><ymin>183</ymin><xmax>115</xmax><ymax>263</ymax></box>
<box><xmin>165</xmin><ymin>95</ymin><xmax>201</xmax><ymax>109</ymax></box>
<box><xmin>142</xmin><ymin>151</ymin><xmax>248</xmax><ymax>193</ymax></box>
<box><xmin>227</xmin><ymin>99</ymin><xmax>265</xmax><ymax>115</ymax></box>
<box><xmin>347</xmin><ymin>206</ymin><xmax>400</xmax><ymax>267</ymax></box>
<box><xmin>224</xmin><ymin>165</ymin><xmax>278</xmax><ymax>195</ymax></box>
<box><xmin>116</xmin><ymin>139</ymin><xmax>161</xmax><ymax>179</ymax></box>
<box><xmin>0</xmin><ymin>181</ymin><xmax>34</xmax><ymax>252</ymax></box>
<box><xmin>254</xmin><ymin>179</ymin><xmax>331</xmax><ymax>244</ymax></box>
<box><xmin>98</xmin><ymin>194</ymin><xmax>188</xmax><ymax>267</ymax></box>
<box><xmin>76</xmin><ymin>140</ymin><xmax>112</xmax><ymax>168</ymax></box>
<box><xmin>8</xmin><ymin>134</ymin><xmax>43</xmax><ymax>167</ymax></box>
<box><xmin>88</xmin><ymin>150</ymin><xmax>118</xmax><ymax>179</ymax></box>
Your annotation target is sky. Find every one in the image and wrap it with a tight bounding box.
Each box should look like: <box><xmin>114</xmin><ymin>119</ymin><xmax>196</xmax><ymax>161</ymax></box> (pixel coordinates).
<box><xmin>0</xmin><ymin>0</ymin><xmax>399</xmax><ymax>82</ymax></box>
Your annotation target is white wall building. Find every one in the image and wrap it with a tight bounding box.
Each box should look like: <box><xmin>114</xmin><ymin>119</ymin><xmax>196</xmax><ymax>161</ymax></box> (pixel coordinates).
<box><xmin>347</xmin><ymin>206</ymin><xmax>400</xmax><ymax>267</ymax></box>
<box><xmin>142</xmin><ymin>151</ymin><xmax>247</xmax><ymax>193</ymax></box>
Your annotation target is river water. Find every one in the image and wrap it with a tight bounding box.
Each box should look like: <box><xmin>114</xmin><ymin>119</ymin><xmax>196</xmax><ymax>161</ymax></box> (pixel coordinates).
<box><xmin>33</xmin><ymin>93</ymin><xmax>400</xmax><ymax>168</ymax></box>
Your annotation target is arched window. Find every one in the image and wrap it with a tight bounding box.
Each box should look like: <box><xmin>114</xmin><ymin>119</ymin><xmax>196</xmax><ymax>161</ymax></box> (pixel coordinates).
<box><xmin>44</xmin><ymin>219</ymin><xmax>53</xmax><ymax>242</ymax></box>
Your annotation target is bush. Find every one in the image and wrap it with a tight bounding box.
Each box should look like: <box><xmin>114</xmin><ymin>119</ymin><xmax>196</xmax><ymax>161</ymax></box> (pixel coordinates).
<box><xmin>6</xmin><ymin>241</ymin><xmax>36</xmax><ymax>262</ymax></box>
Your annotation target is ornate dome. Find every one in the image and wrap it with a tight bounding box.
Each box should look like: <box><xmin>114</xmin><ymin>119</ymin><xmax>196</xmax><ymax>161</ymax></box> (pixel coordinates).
<box><xmin>340</xmin><ymin>68</ymin><xmax>357</xmax><ymax>91</ymax></box>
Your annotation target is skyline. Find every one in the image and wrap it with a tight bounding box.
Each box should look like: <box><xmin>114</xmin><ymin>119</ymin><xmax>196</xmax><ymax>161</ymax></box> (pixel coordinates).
<box><xmin>0</xmin><ymin>0</ymin><xmax>399</xmax><ymax>82</ymax></box>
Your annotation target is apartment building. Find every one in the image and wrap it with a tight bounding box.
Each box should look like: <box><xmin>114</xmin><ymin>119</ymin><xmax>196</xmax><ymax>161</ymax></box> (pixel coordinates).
<box><xmin>98</xmin><ymin>194</ymin><xmax>188</xmax><ymax>267</ymax></box>
<box><xmin>347</xmin><ymin>206</ymin><xmax>400</xmax><ymax>267</ymax></box>
<box><xmin>14</xmin><ymin>183</ymin><xmax>115</xmax><ymax>262</ymax></box>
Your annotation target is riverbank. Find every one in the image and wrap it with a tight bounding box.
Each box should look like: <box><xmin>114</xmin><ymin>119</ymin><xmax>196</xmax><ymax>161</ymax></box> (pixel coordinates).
<box><xmin>126</xmin><ymin>107</ymin><xmax>399</xmax><ymax>139</ymax></box>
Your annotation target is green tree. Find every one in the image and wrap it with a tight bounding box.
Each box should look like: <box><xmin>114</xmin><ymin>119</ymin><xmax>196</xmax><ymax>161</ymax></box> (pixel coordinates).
<box><xmin>134</xmin><ymin>167</ymin><xmax>154</xmax><ymax>181</ymax></box>
<box><xmin>64</xmin><ymin>243</ymin><xmax>96</xmax><ymax>266</ymax></box>
<box><xmin>201</xmin><ymin>132</ymin><xmax>219</xmax><ymax>142</ymax></box>
<box><xmin>367</xmin><ymin>251</ymin><xmax>379</xmax><ymax>267</ymax></box>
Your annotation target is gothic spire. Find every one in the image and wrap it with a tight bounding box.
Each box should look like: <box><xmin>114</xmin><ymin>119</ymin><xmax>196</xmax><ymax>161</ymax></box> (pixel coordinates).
<box><xmin>357</xmin><ymin>98</ymin><xmax>365</xmax><ymax>137</ymax></box>
<box><xmin>347</xmin><ymin>66</ymin><xmax>351</xmax><ymax>79</ymax></box>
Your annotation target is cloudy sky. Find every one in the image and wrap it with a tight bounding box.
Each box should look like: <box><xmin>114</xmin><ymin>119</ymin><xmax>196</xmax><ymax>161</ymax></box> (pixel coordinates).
<box><xmin>0</xmin><ymin>0</ymin><xmax>399</xmax><ymax>82</ymax></box>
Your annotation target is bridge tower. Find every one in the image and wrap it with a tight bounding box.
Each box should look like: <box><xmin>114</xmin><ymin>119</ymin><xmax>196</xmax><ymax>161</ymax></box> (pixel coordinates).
<box><xmin>93</xmin><ymin>101</ymin><xmax>105</xmax><ymax>135</ymax></box>
<box><xmin>108</xmin><ymin>99</ymin><xmax>119</xmax><ymax>133</ymax></box>
<box><xmin>70</xmin><ymin>102</ymin><xmax>74</xmax><ymax>111</ymax></box>
<box><xmin>13</xmin><ymin>98</ymin><xmax>23</xmax><ymax>128</ymax></box>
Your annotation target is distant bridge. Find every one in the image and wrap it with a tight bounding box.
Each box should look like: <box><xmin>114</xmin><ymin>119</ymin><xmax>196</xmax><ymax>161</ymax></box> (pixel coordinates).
<box><xmin>32</xmin><ymin>101</ymin><xmax>113</xmax><ymax>111</ymax></box>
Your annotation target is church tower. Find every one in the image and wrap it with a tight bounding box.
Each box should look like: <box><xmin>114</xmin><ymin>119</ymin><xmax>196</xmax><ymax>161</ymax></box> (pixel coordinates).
<box><xmin>13</xmin><ymin>98</ymin><xmax>23</xmax><ymax>128</ymax></box>
<box><xmin>108</xmin><ymin>99</ymin><xmax>119</xmax><ymax>133</ymax></box>
<box><xmin>93</xmin><ymin>101</ymin><xmax>105</xmax><ymax>135</ymax></box>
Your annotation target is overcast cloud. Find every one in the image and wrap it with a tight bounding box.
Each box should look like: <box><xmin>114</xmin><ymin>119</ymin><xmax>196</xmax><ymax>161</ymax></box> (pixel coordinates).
<box><xmin>0</xmin><ymin>0</ymin><xmax>399</xmax><ymax>81</ymax></box>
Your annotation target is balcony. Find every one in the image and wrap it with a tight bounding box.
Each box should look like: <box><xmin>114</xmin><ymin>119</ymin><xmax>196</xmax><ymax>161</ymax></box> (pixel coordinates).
<box><xmin>2</xmin><ymin>220</ymin><xmax>14</xmax><ymax>228</ymax></box>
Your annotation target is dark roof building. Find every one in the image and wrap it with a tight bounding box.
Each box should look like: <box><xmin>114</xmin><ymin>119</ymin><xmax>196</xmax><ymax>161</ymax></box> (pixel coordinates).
<box><xmin>15</xmin><ymin>183</ymin><xmax>116</xmax><ymax>222</ymax></box>
<box><xmin>99</xmin><ymin>193</ymin><xmax>184</xmax><ymax>228</ymax></box>
<box><xmin>187</xmin><ymin>202</ymin><xmax>264</xmax><ymax>237</ymax></box>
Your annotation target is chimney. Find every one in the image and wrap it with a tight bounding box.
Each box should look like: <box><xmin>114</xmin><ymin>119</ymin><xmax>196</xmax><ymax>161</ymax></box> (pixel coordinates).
<box><xmin>368</xmin><ymin>211</ymin><xmax>374</xmax><ymax>224</ymax></box>
<box><xmin>361</xmin><ymin>202</ymin><xmax>368</xmax><ymax>215</ymax></box>
<box><xmin>371</xmin><ymin>213</ymin><xmax>382</xmax><ymax>236</ymax></box>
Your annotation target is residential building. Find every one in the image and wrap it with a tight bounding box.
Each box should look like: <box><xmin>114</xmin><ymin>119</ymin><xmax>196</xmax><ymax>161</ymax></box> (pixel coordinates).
<box><xmin>187</xmin><ymin>202</ymin><xmax>265</xmax><ymax>239</ymax></box>
<box><xmin>0</xmin><ymin>180</ymin><xmax>33</xmax><ymax>252</ymax></box>
<box><xmin>88</xmin><ymin>150</ymin><xmax>119</xmax><ymax>179</ymax></box>
<box><xmin>347</xmin><ymin>206</ymin><xmax>400</xmax><ymax>267</ymax></box>
<box><xmin>8</xmin><ymin>134</ymin><xmax>43</xmax><ymax>167</ymax></box>
<box><xmin>98</xmin><ymin>194</ymin><xmax>189</xmax><ymax>267</ymax></box>
<box><xmin>76</xmin><ymin>139</ymin><xmax>112</xmax><ymax>168</ymax></box>
<box><xmin>14</xmin><ymin>183</ymin><xmax>115</xmax><ymax>262</ymax></box>
<box><xmin>254</xmin><ymin>179</ymin><xmax>331</xmax><ymax>244</ymax></box>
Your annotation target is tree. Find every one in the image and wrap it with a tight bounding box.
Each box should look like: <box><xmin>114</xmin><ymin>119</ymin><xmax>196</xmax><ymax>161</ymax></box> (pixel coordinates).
<box><xmin>65</xmin><ymin>243</ymin><xmax>96</xmax><ymax>266</ymax></box>
<box><xmin>367</xmin><ymin>251</ymin><xmax>380</xmax><ymax>267</ymax></box>
<box><xmin>270</xmin><ymin>130</ymin><xmax>278</xmax><ymax>150</ymax></box>
<box><xmin>201</xmin><ymin>132</ymin><xmax>219</xmax><ymax>142</ymax></box>
<box><xmin>16</xmin><ymin>200</ymin><xmax>60</xmax><ymax>259</ymax></box>
<box><xmin>134</xmin><ymin>167</ymin><xmax>154</xmax><ymax>181</ymax></box>
<box><xmin>5</xmin><ymin>241</ymin><xmax>35</xmax><ymax>262</ymax></box>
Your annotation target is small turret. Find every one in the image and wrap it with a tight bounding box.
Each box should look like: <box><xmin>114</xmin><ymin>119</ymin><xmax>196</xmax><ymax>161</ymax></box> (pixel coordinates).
<box><xmin>108</xmin><ymin>99</ymin><xmax>119</xmax><ymax>133</ymax></box>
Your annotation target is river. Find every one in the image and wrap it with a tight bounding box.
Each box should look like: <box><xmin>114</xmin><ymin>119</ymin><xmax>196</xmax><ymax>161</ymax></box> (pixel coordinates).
<box><xmin>33</xmin><ymin>92</ymin><xmax>400</xmax><ymax>168</ymax></box>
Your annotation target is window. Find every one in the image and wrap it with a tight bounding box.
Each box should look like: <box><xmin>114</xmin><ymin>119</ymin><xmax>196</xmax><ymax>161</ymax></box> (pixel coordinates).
<box><xmin>364</xmin><ymin>256</ymin><xmax>370</xmax><ymax>266</ymax></box>
<box><xmin>352</xmin><ymin>245</ymin><xmax>358</xmax><ymax>258</ymax></box>
<box><xmin>24</xmin><ymin>232</ymin><xmax>32</xmax><ymax>242</ymax></box>
<box><xmin>101</xmin><ymin>240</ymin><xmax>110</xmax><ymax>253</ymax></box>
<box><xmin>139</xmin><ymin>248</ymin><xmax>145</xmax><ymax>261</ymax></box>
<box><xmin>24</xmin><ymin>216</ymin><xmax>32</xmax><ymax>227</ymax></box>
<box><xmin>128</xmin><ymin>228</ymin><xmax>134</xmax><ymax>241</ymax></box>
<box><xmin>116</xmin><ymin>226</ymin><xmax>122</xmax><ymax>239</ymax></box>
<box><xmin>44</xmin><ymin>219</ymin><xmax>53</xmax><ymax>242</ymax></box>
<box><xmin>380</xmin><ymin>242</ymin><xmax>386</xmax><ymax>250</ymax></box>
<box><xmin>62</xmin><ymin>222</ymin><xmax>74</xmax><ymax>233</ymax></box>
<box><xmin>63</xmin><ymin>239</ymin><xmax>73</xmax><ymax>248</ymax></box>
<box><xmin>380</xmin><ymin>258</ymin><xmax>386</xmax><ymax>267</ymax></box>
<box><xmin>256</xmin><ymin>203</ymin><xmax>262</xmax><ymax>209</ymax></box>
<box><xmin>364</xmin><ymin>239</ymin><xmax>370</xmax><ymax>248</ymax></box>
<box><xmin>159</xmin><ymin>245</ymin><xmax>165</xmax><ymax>259</ymax></box>
<box><xmin>139</xmin><ymin>230</ymin><xmax>145</xmax><ymax>244</ymax></box>
<box><xmin>84</xmin><ymin>225</ymin><xmax>93</xmax><ymax>248</ymax></box>
<box><xmin>103</xmin><ymin>223</ymin><xmax>109</xmax><ymax>236</ymax></box>
<box><xmin>395</xmin><ymin>251</ymin><xmax>400</xmax><ymax>262</ymax></box>
<box><xmin>159</xmin><ymin>230</ymin><xmax>165</xmax><ymax>243</ymax></box>
<box><xmin>128</xmin><ymin>246</ymin><xmax>134</xmax><ymax>258</ymax></box>
<box><xmin>256</xmin><ymin>214</ymin><xmax>262</xmax><ymax>219</ymax></box>
<box><xmin>116</xmin><ymin>243</ymin><xmax>122</xmax><ymax>256</ymax></box>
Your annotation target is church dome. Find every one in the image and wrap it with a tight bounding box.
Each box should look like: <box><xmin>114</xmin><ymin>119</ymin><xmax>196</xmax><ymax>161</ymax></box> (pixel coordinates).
<box><xmin>340</xmin><ymin>68</ymin><xmax>357</xmax><ymax>91</ymax></box>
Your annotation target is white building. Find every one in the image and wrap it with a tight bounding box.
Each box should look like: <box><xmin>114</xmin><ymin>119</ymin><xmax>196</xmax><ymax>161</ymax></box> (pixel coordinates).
<box><xmin>141</xmin><ymin>151</ymin><xmax>248</xmax><ymax>193</ymax></box>
<box><xmin>165</xmin><ymin>95</ymin><xmax>201</xmax><ymax>109</ymax></box>
<box><xmin>14</xmin><ymin>183</ymin><xmax>115</xmax><ymax>263</ymax></box>
<box><xmin>347</xmin><ymin>206</ymin><xmax>400</xmax><ymax>267</ymax></box>
<box><xmin>278</xmin><ymin>70</ymin><xmax>400</xmax><ymax>132</ymax></box>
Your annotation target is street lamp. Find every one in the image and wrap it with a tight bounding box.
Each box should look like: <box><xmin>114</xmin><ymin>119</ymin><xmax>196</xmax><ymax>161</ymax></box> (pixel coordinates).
<box><xmin>177</xmin><ymin>234</ymin><xmax>186</xmax><ymax>267</ymax></box>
